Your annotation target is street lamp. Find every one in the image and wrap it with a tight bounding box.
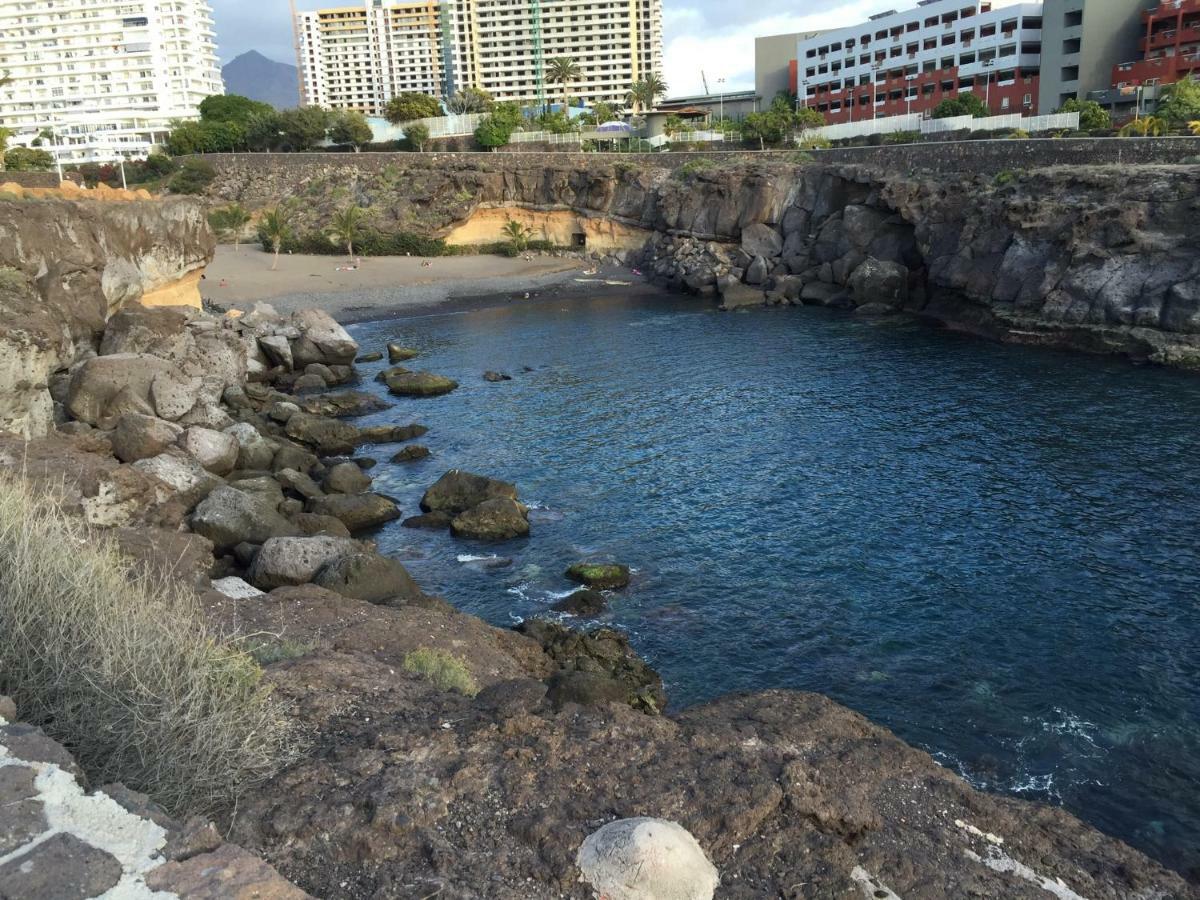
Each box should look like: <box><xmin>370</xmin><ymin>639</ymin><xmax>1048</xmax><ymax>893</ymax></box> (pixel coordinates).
<box><xmin>981</xmin><ymin>57</ymin><xmax>994</xmax><ymax>113</ymax></box>
<box><xmin>871</xmin><ymin>62</ymin><xmax>882</xmax><ymax>122</ymax></box>
<box><xmin>717</xmin><ymin>76</ymin><xmax>725</xmax><ymax>125</ymax></box>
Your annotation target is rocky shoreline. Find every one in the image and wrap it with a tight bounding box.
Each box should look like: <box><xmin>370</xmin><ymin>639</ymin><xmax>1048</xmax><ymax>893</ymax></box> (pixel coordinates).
<box><xmin>0</xmin><ymin>193</ymin><xmax>1198</xmax><ymax>898</ymax></box>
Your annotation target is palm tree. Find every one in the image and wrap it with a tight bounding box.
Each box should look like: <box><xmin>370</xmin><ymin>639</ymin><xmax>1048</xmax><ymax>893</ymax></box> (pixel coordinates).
<box><xmin>258</xmin><ymin>205</ymin><xmax>293</xmax><ymax>271</ymax></box>
<box><xmin>626</xmin><ymin>72</ymin><xmax>667</xmax><ymax>113</ymax></box>
<box><xmin>327</xmin><ymin>205</ymin><xmax>366</xmax><ymax>259</ymax></box>
<box><xmin>1189</xmin><ymin>120</ymin><xmax>1200</xmax><ymax>135</ymax></box>
<box><xmin>547</xmin><ymin>57</ymin><xmax>581</xmax><ymax>114</ymax></box>
<box><xmin>502</xmin><ymin>217</ymin><xmax>531</xmax><ymax>253</ymax></box>
<box><xmin>1119</xmin><ymin>115</ymin><xmax>1167</xmax><ymax>137</ymax></box>
<box><xmin>0</xmin><ymin>70</ymin><xmax>10</xmax><ymax>88</ymax></box>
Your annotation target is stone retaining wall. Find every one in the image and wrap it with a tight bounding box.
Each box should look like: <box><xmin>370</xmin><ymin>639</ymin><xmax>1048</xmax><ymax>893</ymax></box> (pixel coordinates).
<box><xmin>195</xmin><ymin>136</ymin><xmax>1200</xmax><ymax>178</ymax></box>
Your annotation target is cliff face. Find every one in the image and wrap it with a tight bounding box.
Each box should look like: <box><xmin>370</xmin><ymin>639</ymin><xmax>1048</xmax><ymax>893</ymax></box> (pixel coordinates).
<box><xmin>208</xmin><ymin>154</ymin><xmax>1200</xmax><ymax>367</ymax></box>
<box><xmin>0</xmin><ymin>198</ymin><xmax>214</xmax><ymax>437</ymax></box>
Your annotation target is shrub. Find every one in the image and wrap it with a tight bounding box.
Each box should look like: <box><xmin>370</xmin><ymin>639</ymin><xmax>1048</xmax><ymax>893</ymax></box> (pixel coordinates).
<box><xmin>0</xmin><ymin>477</ymin><xmax>294</xmax><ymax>815</ymax></box>
<box><xmin>403</xmin><ymin>648</ymin><xmax>478</xmax><ymax>695</ymax></box>
<box><xmin>4</xmin><ymin>147</ymin><xmax>54</xmax><ymax>171</ymax></box>
<box><xmin>993</xmin><ymin>170</ymin><xmax>1017</xmax><ymax>186</ymax></box>
<box><xmin>673</xmin><ymin>158</ymin><xmax>716</xmax><ymax>179</ymax></box>
<box><xmin>168</xmin><ymin>158</ymin><xmax>215</xmax><ymax>195</ymax></box>
<box><xmin>404</xmin><ymin>122</ymin><xmax>430</xmax><ymax>152</ymax></box>
<box><xmin>797</xmin><ymin>135</ymin><xmax>831</xmax><ymax>150</ymax></box>
<box><xmin>267</xmin><ymin>226</ymin><xmax>451</xmax><ymax>257</ymax></box>
<box><xmin>1056</xmin><ymin>98</ymin><xmax>1110</xmax><ymax>130</ymax></box>
<box><xmin>384</xmin><ymin>92</ymin><xmax>441</xmax><ymax>124</ymax></box>
<box><xmin>1008</xmin><ymin>128</ymin><xmax>1030</xmax><ymax>139</ymax></box>
<box><xmin>884</xmin><ymin>130</ymin><xmax>920</xmax><ymax>144</ymax></box>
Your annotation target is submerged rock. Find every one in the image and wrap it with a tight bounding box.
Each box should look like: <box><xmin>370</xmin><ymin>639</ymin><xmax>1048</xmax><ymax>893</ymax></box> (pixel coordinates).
<box><xmin>357</xmin><ymin>423</ymin><xmax>427</xmax><ymax>444</ymax></box>
<box><xmin>483</xmin><ymin>371</ymin><xmax>512</xmax><ymax>382</ymax></box>
<box><xmin>552</xmin><ymin>588</ymin><xmax>608</xmax><ymax>616</ymax></box>
<box><xmin>449</xmin><ymin>497</ymin><xmax>530</xmax><ymax>541</ymax></box>
<box><xmin>384</xmin><ymin>371</ymin><xmax>458</xmax><ymax>397</ymax></box>
<box><xmin>355</xmin><ymin>351</ymin><xmax>383</xmax><ymax>363</ymax></box>
<box><xmin>299</xmin><ymin>391</ymin><xmax>388</xmax><ymax>419</ymax></box>
<box><xmin>387</xmin><ymin>342</ymin><xmax>419</xmax><ymax>363</ymax></box>
<box><xmin>566</xmin><ymin>562</ymin><xmax>631</xmax><ymax>590</ymax></box>
<box><xmin>391</xmin><ymin>445</ymin><xmax>430</xmax><ymax>463</ymax></box>
<box><xmin>420</xmin><ymin>469</ymin><xmax>518</xmax><ymax>515</ymax></box>
<box><xmin>401</xmin><ymin>511</ymin><xmax>452</xmax><ymax>530</ymax></box>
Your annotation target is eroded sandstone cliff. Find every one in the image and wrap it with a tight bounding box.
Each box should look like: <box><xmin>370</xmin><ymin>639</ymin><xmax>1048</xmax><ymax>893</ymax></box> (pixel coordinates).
<box><xmin>206</xmin><ymin>154</ymin><xmax>1200</xmax><ymax>367</ymax></box>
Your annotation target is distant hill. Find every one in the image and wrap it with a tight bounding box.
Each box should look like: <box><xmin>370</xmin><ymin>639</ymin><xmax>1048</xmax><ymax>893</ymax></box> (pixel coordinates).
<box><xmin>221</xmin><ymin>51</ymin><xmax>299</xmax><ymax>110</ymax></box>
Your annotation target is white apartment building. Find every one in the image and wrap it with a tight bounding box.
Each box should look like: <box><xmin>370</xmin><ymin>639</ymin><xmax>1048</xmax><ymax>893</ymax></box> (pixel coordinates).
<box><xmin>0</xmin><ymin>0</ymin><xmax>222</xmax><ymax>163</ymax></box>
<box><xmin>795</xmin><ymin>0</ymin><xmax>1043</xmax><ymax>123</ymax></box>
<box><xmin>295</xmin><ymin>0</ymin><xmax>663</xmax><ymax>114</ymax></box>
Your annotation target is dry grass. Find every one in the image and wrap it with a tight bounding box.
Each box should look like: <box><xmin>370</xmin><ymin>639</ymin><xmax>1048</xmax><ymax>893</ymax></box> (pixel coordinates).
<box><xmin>403</xmin><ymin>648</ymin><xmax>479</xmax><ymax>696</ymax></box>
<box><xmin>0</xmin><ymin>476</ymin><xmax>295</xmax><ymax>816</ymax></box>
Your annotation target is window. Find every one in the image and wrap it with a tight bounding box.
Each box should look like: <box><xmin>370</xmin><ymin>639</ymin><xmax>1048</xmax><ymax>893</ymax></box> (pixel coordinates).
<box><xmin>1064</xmin><ymin>9</ymin><xmax>1082</xmax><ymax>27</ymax></box>
<box><xmin>1062</xmin><ymin>38</ymin><xmax>1080</xmax><ymax>53</ymax></box>
<box><xmin>1061</xmin><ymin>64</ymin><xmax>1078</xmax><ymax>80</ymax></box>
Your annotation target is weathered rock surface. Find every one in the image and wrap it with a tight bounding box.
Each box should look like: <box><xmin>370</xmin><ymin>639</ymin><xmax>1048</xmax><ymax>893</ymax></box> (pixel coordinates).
<box><xmin>384</xmin><ymin>370</ymin><xmax>459</xmax><ymax>397</ymax></box>
<box><xmin>191</xmin><ymin>484</ymin><xmax>299</xmax><ymax>551</ymax></box>
<box><xmin>110</xmin><ymin>412</ymin><xmax>182</xmax><ymax>463</ymax></box>
<box><xmin>578</xmin><ymin>817</ymin><xmax>720</xmax><ymax>900</ymax></box>
<box><xmin>450</xmin><ymin>496</ymin><xmax>530</xmax><ymax>541</ymax></box>
<box><xmin>308</xmin><ymin>492</ymin><xmax>400</xmax><ymax>533</ymax></box>
<box><xmin>420</xmin><ymin>469</ymin><xmax>519</xmax><ymax>515</ymax></box>
<box><xmin>566</xmin><ymin>561</ymin><xmax>631</xmax><ymax>590</ymax></box>
<box><xmin>248</xmin><ymin>536</ymin><xmax>358</xmax><ymax>590</ymax></box>
<box><xmin>312</xmin><ymin>551</ymin><xmax>425</xmax><ymax>605</ymax></box>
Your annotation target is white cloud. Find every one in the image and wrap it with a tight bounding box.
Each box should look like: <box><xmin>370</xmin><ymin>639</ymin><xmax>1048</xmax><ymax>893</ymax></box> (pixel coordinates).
<box><xmin>663</xmin><ymin>0</ymin><xmax>900</xmax><ymax>97</ymax></box>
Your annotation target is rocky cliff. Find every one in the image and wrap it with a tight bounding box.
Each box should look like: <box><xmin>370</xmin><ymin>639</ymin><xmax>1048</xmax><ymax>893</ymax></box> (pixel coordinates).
<box><xmin>207</xmin><ymin>154</ymin><xmax>1200</xmax><ymax>367</ymax></box>
<box><xmin>0</xmin><ymin>198</ymin><xmax>214</xmax><ymax>437</ymax></box>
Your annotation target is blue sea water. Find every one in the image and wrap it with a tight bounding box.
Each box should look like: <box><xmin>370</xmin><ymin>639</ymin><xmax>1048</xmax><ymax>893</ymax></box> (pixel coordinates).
<box><xmin>346</xmin><ymin>291</ymin><xmax>1200</xmax><ymax>875</ymax></box>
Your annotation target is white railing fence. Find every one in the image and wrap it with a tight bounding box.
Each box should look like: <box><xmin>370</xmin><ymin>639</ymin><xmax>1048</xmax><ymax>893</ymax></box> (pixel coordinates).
<box><xmin>798</xmin><ymin>110</ymin><xmax>1080</xmax><ymax>144</ymax></box>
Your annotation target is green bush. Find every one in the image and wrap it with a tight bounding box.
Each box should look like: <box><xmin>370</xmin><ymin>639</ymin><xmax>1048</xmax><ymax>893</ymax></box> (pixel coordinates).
<box><xmin>168</xmin><ymin>159</ymin><xmax>216</xmax><ymax>195</ymax></box>
<box><xmin>884</xmin><ymin>130</ymin><xmax>920</xmax><ymax>144</ymax></box>
<box><xmin>673</xmin><ymin>158</ymin><xmax>716</xmax><ymax>179</ymax></box>
<box><xmin>994</xmin><ymin>170</ymin><xmax>1017</xmax><ymax>186</ymax></box>
<box><xmin>0</xmin><ymin>476</ymin><xmax>294</xmax><ymax>815</ymax></box>
<box><xmin>3</xmin><ymin>147</ymin><xmax>54</xmax><ymax>171</ymax></box>
<box><xmin>403</xmin><ymin>648</ymin><xmax>479</xmax><ymax>696</ymax></box>
<box><xmin>264</xmin><ymin>226</ymin><xmax>451</xmax><ymax>257</ymax></box>
<box><xmin>797</xmin><ymin>135</ymin><xmax>831</xmax><ymax>150</ymax></box>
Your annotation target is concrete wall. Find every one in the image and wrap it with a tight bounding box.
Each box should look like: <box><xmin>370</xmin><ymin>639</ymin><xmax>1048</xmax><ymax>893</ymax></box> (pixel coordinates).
<box><xmin>755</xmin><ymin>32</ymin><xmax>820</xmax><ymax>102</ymax></box>
<box><xmin>1039</xmin><ymin>0</ymin><xmax>1146</xmax><ymax>111</ymax></box>
<box><xmin>0</xmin><ymin>171</ymin><xmax>60</xmax><ymax>189</ymax></box>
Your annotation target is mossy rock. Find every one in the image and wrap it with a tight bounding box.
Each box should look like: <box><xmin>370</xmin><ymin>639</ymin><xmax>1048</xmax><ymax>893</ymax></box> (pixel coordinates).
<box><xmin>384</xmin><ymin>370</ymin><xmax>458</xmax><ymax>397</ymax></box>
<box><xmin>387</xmin><ymin>342</ymin><xmax>420</xmax><ymax>363</ymax></box>
<box><xmin>565</xmin><ymin>562</ymin><xmax>630</xmax><ymax>590</ymax></box>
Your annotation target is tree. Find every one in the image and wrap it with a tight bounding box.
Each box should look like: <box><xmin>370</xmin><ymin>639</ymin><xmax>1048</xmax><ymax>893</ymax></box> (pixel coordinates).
<box><xmin>931</xmin><ymin>93</ymin><xmax>987</xmax><ymax>119</ymax></box>
<box><xmin>1056</xmin><ymin>97</ymin><xmax>1110</xmax><ymax>130</ymax></box>
<box><xmin>384</xmin><ymin>92</ymin><xmax>441</xmax><ymax>124</ymax></box>
<box><xmin>795</xmin><ymin>106</ymin><xmax>824</xmax><ymax>130</ymax></box>
<box><xmin>167</xmin><ymin>158</ymin><xmax>215</xmax><ymax>194</ymax></box>
<box><xmin>663</xmin><ymin>114</ymin><xmax>684</xmax><ymax>136</ymax></box>
<box><xmin>209</xmin><ymin>203</ymin><xmax>251</xmax><ymax>251</ymax></box>
<box><xmin>257</xmin><ymin>205</ymin><xmax>293</xmax><ymax>270</ymax></box>
<box><xmin>165</xmin><ymin>119</ymin><xmax>246</xmax><ymax>155</ymax></box>
<box><xmin>1119</xmin><ymin>115</ymin><xmax>1167</xmax><ymax>137</ymax></box>
<box><xmin>3</xmin><ymin>147</ymin><xmax>54</xmax><ymax>171</ymax></box>
<box><xmin>327</xmin><ymin>205</ymin><xmax>366</xmax><ymax>258</ymax></box>
<box><xmin>329</xmin><ymin>110</ymin><xmax>374</xmax><ymax>150</ymax></box>
<box><xmin>404</xmin><ymin>122</ymin><xmax>430</xmax><ymax>151</ymax></box>
<box><xmin>547</xmin><ymin>57</ymin><xmax>582</xmax><ymax>113</ymax></box>
<box><xmin>245</xmin><ymin>112</ymin><xmax>284</xmax><ymax>152</ymax></box>
<box><xmin>198</xmin><ymin>94</ymin><xmax>274</xmax><ymax>126</ymax></box>
<box><xmin>1190</xmin><ymin>120</ymin><xmax>1200</xmax><ymax>135</ymax></box>
<box><xmin>0</xmin><ymin>127</ymin><xmax>9</xmax><ymax>172</ymax></box>
<box><xmin>1156</xmin><ymin>74</ymin><xmax>1200</xmax><ymax>125</ymax></box>
<box><xmin>741</xmin><ymin>108</ymin><xmax>795</xmax><ymax>145</ymax></box>
<box><xmin>502</xmin><ymin>217</ymin><xmax>532</xmax><ymax>253</ymax></box>
<box><xmin>474</xmin><ymin>117</ymin><xmax>509</xmax><ymax>148</ymax></box>
<box><xmin>445</xmin><ymin>87</ymin><xmax>494</xmax><ymax>114</ymax></box>
<box><xmin>626</xmin><ymin>73</ymin><xmax>667</xmax><ymax>112</ymax></box>
<box><xmin>277</xmin><ymin>106</ymin><xmax>330</xmax><ymax>151</ymax></box>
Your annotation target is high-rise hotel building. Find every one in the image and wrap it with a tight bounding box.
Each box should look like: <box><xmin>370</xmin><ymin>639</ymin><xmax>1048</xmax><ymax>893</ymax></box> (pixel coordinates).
<box><xmin>0</xmin><ymin>0</ymin><xmax>222</xmax><ymax>162</ymax></box>
<box><xmin>295</xmin><ymin>0</ymin><xmax>663</xmax><ymax>114</ymax></box>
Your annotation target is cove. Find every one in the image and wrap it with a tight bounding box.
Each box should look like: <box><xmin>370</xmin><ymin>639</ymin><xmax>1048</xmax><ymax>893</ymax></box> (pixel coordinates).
<box><xmin>347</xmin><ymin>290</ymin><xmax>1200</xmax><ymax>876</ymax></box>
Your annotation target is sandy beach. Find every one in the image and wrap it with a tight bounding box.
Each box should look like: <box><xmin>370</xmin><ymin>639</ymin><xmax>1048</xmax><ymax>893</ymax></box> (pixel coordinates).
<box><xmin>202</xmin><ymin>246</ymin><xmax>605</xmax><ymax>321</ymax></box>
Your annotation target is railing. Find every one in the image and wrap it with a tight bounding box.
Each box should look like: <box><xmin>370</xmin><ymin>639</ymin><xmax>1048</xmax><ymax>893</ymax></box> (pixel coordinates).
<box><xmin>797</xmin><ymin>110</ymin><xmax>1079</xmax><ymax>143</ymax></box>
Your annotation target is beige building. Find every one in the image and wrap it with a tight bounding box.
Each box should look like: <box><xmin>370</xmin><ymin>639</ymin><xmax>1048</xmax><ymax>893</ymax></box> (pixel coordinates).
<box><xmin>295</xmin><ymin>0</ymin><xmax>662</xmax><ymax>113</ymax></box>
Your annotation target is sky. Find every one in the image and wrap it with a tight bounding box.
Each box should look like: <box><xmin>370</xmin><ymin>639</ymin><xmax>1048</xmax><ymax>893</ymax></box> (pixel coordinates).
<box><xmin>210</xmin><ymin>0</ymin><xmax>899</xmax><ymax>98</ymax></box>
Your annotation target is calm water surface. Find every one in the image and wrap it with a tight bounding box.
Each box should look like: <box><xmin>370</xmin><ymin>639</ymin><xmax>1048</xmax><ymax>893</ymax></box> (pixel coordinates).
<box><xmin>346</xmin><ymin>292</ymin><xmax>1200</xmax><ymax>875</ymax></box>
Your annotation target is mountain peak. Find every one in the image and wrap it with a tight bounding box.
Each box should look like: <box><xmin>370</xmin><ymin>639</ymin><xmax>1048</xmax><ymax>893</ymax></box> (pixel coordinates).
<box><xmin>221</xmin><ymin>51</ymin><xmax>299</xmax><ymax>110</ymax></box>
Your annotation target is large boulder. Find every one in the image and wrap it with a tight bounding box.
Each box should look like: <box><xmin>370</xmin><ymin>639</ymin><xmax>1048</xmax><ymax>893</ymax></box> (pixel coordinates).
<box><xmin>190</xmin><ymin>485</ymin><xmax>299</xmax><ymax>552</ymax></box>
<box><xmin>323</xmin><ymin>462</ymin><xmax>371</xmax><ymax>495</ymax></box>
<box><xmin>848</xmin><ymin>257</ymin><xmax>909</xmax><ymax>308</ymax></box>
<box><xmin>450</xmin><ymin>497</ymin><xmax>530</xmax><ymax>541</ymax></box>
<box><xmin>299</xmin><ymin>391</ymin><xmax>389</xmax><ymax>419</ymax></box>
<box><xmin>131</xmin><ymin>452</ymin><xmax>222</xmax><ymax>511</ymax></box>
<box><xmin>308</xmin><ymin>492</ymin><xmax>400</xmax><ymax>533</ymax></box>
<box><xmin>179</xmin><ymin>426</ymin><xmax>238</xmax><ymax>475</ymax></box>
<box><xmin>740</xmin><ymin>223</ymin><xmax>783</xmax><ymax>260</ymax></box>
<box><xmin>744</xmin><ymin>256</ymin><xmax>769</xmax><ymax>285</ymax></box>
<box><xmin>248</xmin><ymin>535</ymin><xmax>358</xmax><ymax>590</ymax></box>
<box><xmin>384</xmin><ymin>370</ymin><xmax>458</xmax><ymax>397</ymax></box>
<box><xmin>224</xmin><ymin>422</ymin><xmax>277</xmax><ymax>471</ymax></box>
<box><xmin>66</xmin><ymin>354</ymin><xmax>174</xmax><ymax>426</ymax></box>
<box><xmin>313</xmin><ymin>551</ymin><xmax>425</xmax><ymax>605</ymax></box>
<box><xmin>717</xmin><ymin>280</ymin><xmax>764</xmax><ymax>312</ymax></box>
<box><xmin>149</xmin><ymin>370</ymin><xmax>203</xmax><ymax>421</ymax></box>
<box><xmin>98</xmin><ymin>303</ymin><xmax>194</xmax><ymax>361</ymax></box>
<box><xmin>285</xmin><ymin>413</ymin><xmax>360</xmax><ymax>456</ymax></box>
<box><xmin>551</xmin><ymin>589</ymin><xmax>607</xmax><ymax>616</ymax></box>
<box><xmin>291</xmin><ymin>309</ymin><xmax>357</xmax><ymax>366</ymax></box>
<box><xmin>387</xmin><ymin>342</ymin><xmax>419</xmax><ymax>362</ymax></box>
<box><xmin>110</xmin><ymin>412</ymin><xmax>182</xmax><ymax>463</ymax></box>
<box><xmin>577</xmin><ymin>818</ymin><xmax>719</xmax><ymax>900</ymax></box>
<box><xmin>420</xmin><ymin>469</ymin><xmax>518</xmax><ymax>516</ymax></box>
